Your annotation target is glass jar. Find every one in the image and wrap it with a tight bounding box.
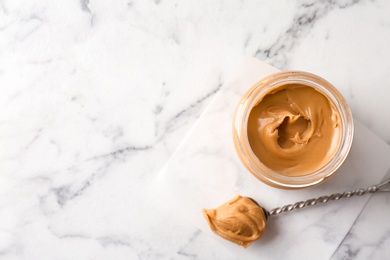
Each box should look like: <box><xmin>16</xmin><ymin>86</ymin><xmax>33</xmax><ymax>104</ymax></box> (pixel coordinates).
<box><xmin>232</xmin><ymin>71</ymin><xmax>354</xmax><ymax>189</ymax></box>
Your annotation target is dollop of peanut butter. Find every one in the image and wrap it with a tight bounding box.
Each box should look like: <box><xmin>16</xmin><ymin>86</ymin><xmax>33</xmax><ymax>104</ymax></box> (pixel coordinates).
<box><xmin>202</xmin><ymin>195</ymin><xmax>266</xmax><ymax>248</ymax></box>
<box><xmin>248</xmin><ymin>84</ymin><xmax>341</xmax><ymax>176</ymax></box>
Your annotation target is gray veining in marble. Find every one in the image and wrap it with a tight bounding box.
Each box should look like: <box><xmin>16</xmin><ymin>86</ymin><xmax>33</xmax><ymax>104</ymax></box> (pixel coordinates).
<box><xmin>1</xmin><ymin>0</ymin><xmax>390</xmax><ymax>259</ymax></box>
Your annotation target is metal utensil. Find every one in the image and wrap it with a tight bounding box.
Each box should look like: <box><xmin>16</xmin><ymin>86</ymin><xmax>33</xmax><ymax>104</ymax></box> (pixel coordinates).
<box><xmin>202</xmin><ymin>174</ymin><xmax>390</xmax><ymax>248</ymax></box>
<box><xmin>266</xmin><ymin>175</ymin><xmax>390</xmax><ymax>217</ymax></box>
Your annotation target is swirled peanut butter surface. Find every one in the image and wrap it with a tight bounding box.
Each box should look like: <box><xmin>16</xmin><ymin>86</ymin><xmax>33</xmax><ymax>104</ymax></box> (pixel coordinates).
<box><xmin>202</xmin><ymin>195</ymin><xmax>266</xmax><ymax>248</ymax></box>
<box><xmin>248</xmin><ymin>84</ymin><xmax>341</xmax><ymax>176</ymax></box>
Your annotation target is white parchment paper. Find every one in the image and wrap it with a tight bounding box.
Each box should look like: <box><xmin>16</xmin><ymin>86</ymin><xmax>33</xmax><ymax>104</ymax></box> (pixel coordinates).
<box><xmin>152</xmin><ymin>58</ymin><xmax>390</xmax><ymax>259</ymax></box>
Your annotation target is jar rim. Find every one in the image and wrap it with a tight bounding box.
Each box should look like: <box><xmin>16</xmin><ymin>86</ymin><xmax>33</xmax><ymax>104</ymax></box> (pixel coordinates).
<box><xmin>232</xmin><ymin>71</ymin><xmax>354</xmax><ymax>189</ymax></box>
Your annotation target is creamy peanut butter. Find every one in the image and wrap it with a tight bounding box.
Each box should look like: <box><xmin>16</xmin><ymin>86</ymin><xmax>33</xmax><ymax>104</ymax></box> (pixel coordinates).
<box><xmin>247</xmin><ymin>84</ymin><xmax>341</xmax><ymax>176</ymax></box>
<box><xmin>202</xmin><ymin>195</ymin><xmax>266</xmax><ymax>248</ymax></box>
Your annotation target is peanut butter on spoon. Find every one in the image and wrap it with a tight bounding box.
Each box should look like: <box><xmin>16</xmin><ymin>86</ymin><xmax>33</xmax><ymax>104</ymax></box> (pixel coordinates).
<box><xmin>202</xmin><ymin>175</ymin><xmax>390</xmax><ymax>248</ymax></box>
<box><xmin>202</xmin><ymin>195</ymin><xmax>266</xmax><ymax>248</ymax></box>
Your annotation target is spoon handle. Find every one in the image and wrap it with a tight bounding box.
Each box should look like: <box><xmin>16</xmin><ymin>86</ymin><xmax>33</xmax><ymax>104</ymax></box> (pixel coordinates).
<box><xmin>267</xmin><ymin>175</ymin><xmax>390</xmax><ymax>217</ymax></box>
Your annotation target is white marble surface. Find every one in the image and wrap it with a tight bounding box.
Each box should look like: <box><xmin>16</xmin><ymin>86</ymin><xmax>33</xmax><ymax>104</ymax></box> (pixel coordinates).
<box><xmin>1</xmin><ymin>0</ymin><xmax>390</xmax><ymax>259</ymax></box>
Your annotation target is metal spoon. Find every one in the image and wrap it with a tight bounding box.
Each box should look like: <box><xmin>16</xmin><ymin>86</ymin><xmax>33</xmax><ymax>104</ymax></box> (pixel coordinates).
<box><xmin>202</xmin><ymin>175</ymin><xmax>390</xmax><ymax>248</ymax></box>
<box><xmin>266</xmin><ymin>175</ymin><xmax>390</xmax><ymax>217</ymax></box>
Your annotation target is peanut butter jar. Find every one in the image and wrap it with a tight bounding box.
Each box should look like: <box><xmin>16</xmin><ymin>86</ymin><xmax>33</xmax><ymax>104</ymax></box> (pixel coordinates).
<box><xmin>233</xmin><ymin>71</ymin><xmax>354</xmax><ymax>189</ymax></box>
